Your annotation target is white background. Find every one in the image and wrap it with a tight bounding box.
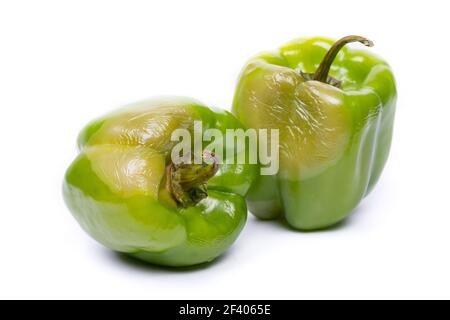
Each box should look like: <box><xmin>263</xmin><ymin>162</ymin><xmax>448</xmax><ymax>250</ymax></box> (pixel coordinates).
<box><xmin>1</xmin><ymin>0</ymin><xmax>449</xmax><ymax>300</ymax></box>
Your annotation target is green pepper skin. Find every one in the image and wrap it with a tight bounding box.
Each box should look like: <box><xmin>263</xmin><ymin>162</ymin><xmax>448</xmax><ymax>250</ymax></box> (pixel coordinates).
<box><xmin>233</xmin><ymin>37</ymin><xmax>396</xmax><ymax>230</ymax></box>
<box><xmin>64</xmin><ymin>97</ymin><xmax>255</xmax><ymax>267</ymax></box>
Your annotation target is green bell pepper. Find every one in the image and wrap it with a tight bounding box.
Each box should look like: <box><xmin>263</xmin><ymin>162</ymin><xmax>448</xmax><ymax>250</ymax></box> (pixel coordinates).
<box><xmin>233</xmin><ymin>36</ymin><xmax>397</xmax><ymax>230</ymax></box>
<box><xmin>63</xmin><ymin>97</ymin><xmax>255</xmax><ymax>267</ymax></box>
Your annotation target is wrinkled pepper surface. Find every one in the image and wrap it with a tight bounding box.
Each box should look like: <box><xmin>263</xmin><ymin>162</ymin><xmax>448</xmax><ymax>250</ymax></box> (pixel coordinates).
<box><xmin>64</xmin><ymin>97</ymin><xmax>255</xmax><ymax>266</ymax></box>
<box><xmin>233</xmin><ymin>36</ymin><xmax>397</xmax><ymax>230</ymax></box>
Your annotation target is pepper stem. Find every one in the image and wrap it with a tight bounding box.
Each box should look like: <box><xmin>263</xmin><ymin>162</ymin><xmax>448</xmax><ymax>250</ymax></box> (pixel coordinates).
<box><xmin>313</xmin><ymin>35</ymin><xmax>374</xmax><ymax>83</ymax></box>
<box><xmin>166</xmin><ymin>151</ymin><xmax>218</xmax><ymax>208</ymax></box>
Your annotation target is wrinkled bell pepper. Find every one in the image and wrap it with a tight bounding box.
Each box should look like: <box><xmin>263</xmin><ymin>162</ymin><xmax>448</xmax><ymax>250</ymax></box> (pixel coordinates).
<box><xmin>233</xmin><ymin>36</ymin><xmax>397</xmax><ymax>230</ymax></box>
<box><xmin>64</xmin><ymin>97</ymin><xmax>255</xmax><ymax>266</ymax></box>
